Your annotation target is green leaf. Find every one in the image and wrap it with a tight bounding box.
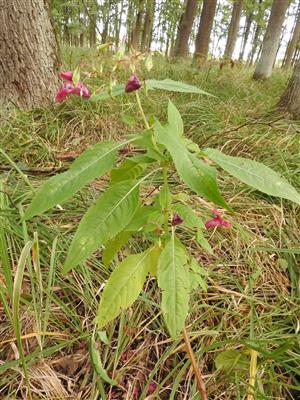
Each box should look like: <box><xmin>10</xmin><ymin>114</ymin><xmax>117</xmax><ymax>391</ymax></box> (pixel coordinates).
<box><xmin>63</xmin><ymin>180</ymin><xmax>139</xmax><ymax>274</ymax></box>
<box><xmin>146</xmin><ymin>79</ymin><xmax>213</xmax><ymax>96</ymax></box>
<box><xmin>148</xmin><ymin>244</ymin><xmax>161</xmax><ymax>276</ymax></box>
<box><xmin>168</xmin><ymin>100</ymin><xmax>183</xmax><ymax>136</ymax></box>
<box><xmin>196</xmin><ymin>229</ymin><xmax>213</xmax><ymax>255</ymax></box>
<box><xmin>125</xmin><ymin>205</ymin><xmax>161</xmax><ymax>231</ymax></box>
<box><xmin>103</xmin><ymin>230</ymin><xmax>131</xmax><ymax>266</ymax></box>
<box><xmin>96</xmin><ymin>247</ymin><xmax>157</xmax><ymax>327</ymax></box>
<box><xmin>90</xmin><ymin>84</ymin><xmax>125</xmax><ymax>102</ymax></box>
<box><xmin>155</xmin><ymin>123</ymin><xmax>229</xmax><ymax>209</ymax></box>
<box><xmin>89</xmin><ymin>337</ymin><xmax>117</xmax><ymax>385</ymax></box>
<box><xmin>157</xmin><ymin>234</ymin><xmax>190</xmax><ymax>337</ymax></box>
<box><xmin>205</xmin><ymin>148</ymin><xmax>300</xmax><ymax>205</ymax></box>
<box><xmin>215</xmin><ymin>350</ymin><xmax>249</xmax><ymax>375</ymax></box>
<box><xmin>159</xmin><ymin>186</ymin><xmax>172</xmax><ymax>210</ymax></box>
<box><xmin>111</xmin><ymin>159</ymin><xmax>145</xmax><ymax>184</ymax></box>
<box><xmin>25</xmin><ymin>141</ymin><xmax>119</xmax><ymax>219</ymax></box>
<box><xmin>172</xmin><ymin>203</ymin><xmax>204</xmax><ymax>229</ymax></box>
<box><xmin>189</xmin><ymin>258</ymin><xmax>208</xmax><ymax>291</ymax></box>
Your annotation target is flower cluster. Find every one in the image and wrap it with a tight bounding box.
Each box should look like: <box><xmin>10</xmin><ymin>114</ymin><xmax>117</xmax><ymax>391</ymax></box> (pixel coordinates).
<box><xmin>205</xmin><ymin>209</ymin><xmax>231</xmax><ymax>229</ymax></box>
<box><xmin>56</xmin><ymin>71</ymin><xmax>90</xmax><ymax>102</ymax></box>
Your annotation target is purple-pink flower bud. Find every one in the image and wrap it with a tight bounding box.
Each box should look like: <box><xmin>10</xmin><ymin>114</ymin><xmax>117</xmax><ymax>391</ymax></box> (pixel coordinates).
<box><xmin>125</xmin><ymin>74</ymin><xmax>141</xmax><ymax>93</ymax></box>
<box><xmin>172</xmin><ymin>214</ymin><xmax>183</xmax><ymax>226</ymax></box>
<box><xmin>60</xmin><ymin>71</ymin><xmax>73</xmax><ymax>81</ymax></box>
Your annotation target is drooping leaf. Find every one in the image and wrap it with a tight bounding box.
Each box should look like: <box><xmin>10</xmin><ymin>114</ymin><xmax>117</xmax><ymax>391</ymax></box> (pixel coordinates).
<box><xmin>205</xmin><ymin>148</ymin><xmax>300</xmax><ymax>205</ymax></box>
<box><xmin>172</xmin><ymin>203</ymin><xmax>204</xmax><ymax>229</ymax></box>
<box><xmin>24</xmin><ymin>141</ymin><xmax>120</xmax><ymax>219</ymax></box>
<box><xmin>96</xmin><ymin>247</ymin><xmax>157</xmax><ymax>327</ymax></box>
<box><xmin>155</xmin><ymin>123</ymin><xmax>229</xmax><ymax>209</ymax></box>
<box><xmin>157</xmin><ymin>234</ymin><xmax>190</xmax><ymax>337</ymax></box>
<box><xmin>111</xmin><ymin>159</ymin><xmax>145</xmax><ymax>184</ymax></box>
<box><xmin>146</xmin><ymin>79</ymin><xmax>213</xmax><ymax>96</ymax></box>
<box><xmin>168</xmin><ymin>100</ymin><xmax>183</xmax><ymax>136</ymax></box>
<box><xmin>189</xmin><ymin>258</ymin><xmax>208</xmax><ymax>291</ymax></box>
<box><xmin>89</xmin><ymin>337</ymin><xmax>117</xmax><ymax>385</ymax></box>
<box><xmin>63</xmin><ymin>180</ymin><xmax>139</xmax><ymax>273</ymax></box>
<box><xmin>103</xmin><ymin>230</ymin><xmax>132</xmax><ymax>266</ymax></box>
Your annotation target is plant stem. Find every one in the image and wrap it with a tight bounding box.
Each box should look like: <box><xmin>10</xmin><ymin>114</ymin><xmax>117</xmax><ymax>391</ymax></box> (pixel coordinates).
<box><xmin>182</xmin><ymin>326</ymin><xmax>208</xmax><ymax>400</ymax></box>
<box><xmin>162</xmin><ymin>163</ymin><xmax>169</xmax><ymax>235</ymax></box>
<box><xmin>135</xmin><ymin>90</ymin><xmax>150</xmax><ymax>129</ymax></box>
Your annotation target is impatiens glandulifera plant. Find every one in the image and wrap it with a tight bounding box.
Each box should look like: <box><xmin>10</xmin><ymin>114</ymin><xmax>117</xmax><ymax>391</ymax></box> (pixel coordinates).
<box><xmin>24</xmin><ymin>71</ymin><xmax>300</xmax><ymax>399</ymax></box>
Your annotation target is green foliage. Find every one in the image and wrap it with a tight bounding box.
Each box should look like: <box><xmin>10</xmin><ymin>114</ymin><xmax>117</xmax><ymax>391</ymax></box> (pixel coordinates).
<box><xmin>97</xmin><ymin>247</ymin><xmax>159</xmax><ymax>327</ymax></box>
<box><xmin>215</xmin><ymin>349</ymin><xmax>249</xmax><ymax>375</ymax></box>
<box><xmin>205</xmin><ymin>148</ymin><xmax>300</xmax><ymax>204</ymax></box>
<box><xmin>89</xmin><ymin>337</ymin><xmax>117</xmax><ymax>385</ymax></box>
<box><xmin>157</xmin><ymin>234</ymin><xmax>190</xmax><ymax>338</ymax></box>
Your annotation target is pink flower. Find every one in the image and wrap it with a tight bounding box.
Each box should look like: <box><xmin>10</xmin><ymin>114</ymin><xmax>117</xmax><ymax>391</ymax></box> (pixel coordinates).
<box><xmin>125</xmin><ymin>74</ymin><xmax>141</xmax><ymax>93</ymax></box>
<box><xmin>55</xmin><ymin>80</ymin><xmax>90</xmax><ymax>103</ymax></box>
<box><xmin>147</xmin><ymin>382</ymin><xmax>157</xmax><ymax>395</ymax></box>
<box><xmin>205</xmin><ymin>209</ymin><xmax>231</xmax><ymax>230</ymax></box>
<box><xmin>172</xmin><ymin>213</ymin><xmax>183</xmax><ymax>226</ymax></box>
<box><xmin>60</xmin><ymin>71</ymin><xmax>73</xmax><ymax>81</ymax></box>
<box><xmin>74</xmin><ymin>81</ymin><xmax>90</xmax><ymax>98</ymax></box>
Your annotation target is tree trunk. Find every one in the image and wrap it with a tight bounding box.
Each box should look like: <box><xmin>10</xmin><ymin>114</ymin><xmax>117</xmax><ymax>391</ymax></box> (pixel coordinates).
<box><xmin>0</xmin><ymin>0</ymin><xmax>60</xmax><ymax>109</ymax></box>
<box><xmin>283</xmin><ymin>4</ymin><xmax>300</xmax><ymax>69</ymax></box>
<box><xmin>174</xmin><ymin>0</ymin><xmax>198</xmax><ymax>57</ymax></box>
<box><xmin>63</xmin><ymin>5</ymin><xmax>70</xmax><ymax>45</ymax></box>
<box><xmin>278</xmin><ymin>63</ymin><xmax>300</xmax><ymax>118</ymax></box>
<box><xmin>89</xmin><ymin>0</ymin><xmax>98</xmax><ymax>47</ymax></box>
<box><xmin>131</xmin><ymin>0</ymin><xmax>145</xmax><ymax>50</ymax></box>
<box><xmin>224</xmin><ymin>0</ymin><xmax>244</xmax><ymax>59</ymax></box>
<box><xmin>193</xmin><ymin>0</ymin><xmax>217</xmax><ymax>63</ymax></box>
<box><xmin>253</xmin><ymin>0</ymin><xmax>289</xmax><ymax>80</ymax></box>
<box><xmin>239</xmin><ymin>10</ymin><xmax>254</xmax><ymax>61</ymax></box>
<box><xmin>141</xmin><ymin>0</ymin><xmax>155</xmax><ymax>51</ymax></box>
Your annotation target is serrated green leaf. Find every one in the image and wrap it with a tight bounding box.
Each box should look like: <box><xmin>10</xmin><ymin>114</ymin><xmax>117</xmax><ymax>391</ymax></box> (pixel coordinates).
<box><xmin>157</xmin><ymin>234</ymin><xmax>190</xmax><ymax>337</ymax></box>
<box><xmin>189</xmin><ymin>258</ymin><xmax>208</xmax><ymax>291</ymax></box>
<box><xmin>168</xmin><ymin>100</ymin><xmax>183</xmax><ymax>136</ymax></box>
<box><xmin>196</xmin><ymin>228</ymin><xmax>213</xmax><ymax>255</ymax></box>
<box><xmin>215</xmin><ymin>350</ymin><xmax>249</xmax><ymax>374</ymax></box>
<box><xmin>155</xmin><ymin>123</ymin><xmax>229</xmax><ymax>209</ymax></box>
<box><xmin>172</xmin><ymin>203</ymin><xmax>204</xmax><ymax>229</ymax></box>
<box><xmin>205</xmin><ymin>148</ymin><xmax>300</xmax><ymax>205</ymax></box>
<box><xmin>63</xmin><ymin>180</ymin><xmax>139</xmax><ymax>273</ymax></box>
<box><xmin>146</xmin><ymin>79</ymin><xmax>213</xmax><ymax>96</ymax></box>
<box><xmin>111</xmin><ymin>159</ymin><xmax>145</xmax><ymax>184</ymax></box>
<box><xmin>103</xmin><ymin>230</ymin><xmax>131</xmax><ymax>266</ymax></box>
<box><xmin>25</xmin><ymin>141</ymin><xmax>120</xmax><ymax>219</ymax></box>
<box><xmin>96</xmin><ymin>247</ymin><xmax>157</xmax><ymax>327</ymax></box>
<box><xmin>90</xmin><ymin>338</ymin><xmax>117</xmax><ymax>385</ymax></box>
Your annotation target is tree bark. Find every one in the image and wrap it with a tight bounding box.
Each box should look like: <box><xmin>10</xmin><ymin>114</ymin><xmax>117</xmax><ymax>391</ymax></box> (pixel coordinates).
<box><xmin>0</xmin><ymin>0</ymin><xmax>60</xmax><ymax>109</ymax></box>
<box><xmin>224</xmin><ymin>0</ymin><xmax>244</xmax><ymax>59</ymax></box>
<box><xmin>174</xmin><ymin>0</ymin><xmax>198</xmax><ymax>57</ymax></box>
<box><xmin>253</xmin><ymin>0</ymin><xmax>289</xmax><ymax>80</ymax></box>
<box><xmin>239</xmin><ymin>9</ymin><xmax>254</xmax><ymax>61</ymax></box>
<box><xmin>283</xmin><ymin>4</ymin><xmax>300</xmax><ymax>69</ymax></box>
<box><xmin>131</xmin><ymin>0</ymin><xmax>145</xmax><ymax>50</ymax></box>
<box><xmin>193</xmin><ymin>0</ymin><xmax>217</xmax><ymax>63</ymax></box>
<box><xmin>278</xmin><ymin>63</ymin><xmax>300</xmax><ymax>118</ymax></box>
<box><xmin>141</xmin><ymin>0</ymin><xmax>155</xmax><ymax>51</ymax></box>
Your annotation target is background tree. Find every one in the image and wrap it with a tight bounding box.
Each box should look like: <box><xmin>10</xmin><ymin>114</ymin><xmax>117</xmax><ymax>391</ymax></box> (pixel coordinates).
<box><xmin>193</xmin><ymin>0</ymin><xmax>217</xmax><ymax>63</ymax></box>
<box><xmin>0</xmin><ymin>0</ymin><xmax>60</xmax><ymax>108</ymax></box>
<box><xmin>224</xmin><ymin>0</ymin><xmax>244</xmax><ymax>59</ymax></box>
<box><xmin>278</xmin><ymin>62</ymin><xmax>300</xmax><ymax>118</ymax></box>
<box><xmin>238</xmin><ymin>0</ymin><xmax>254</xmax><ymax>61</ymax></box>
<box><xmin>174</xmin><ymin>0</ymin><xmax>198</xmax><ymax>57</ymax></box>
<box><xmin>283</xmin><ymin>3</ymin><xmax>300</xmax><ymax>69</ymax></box>
<box><xmin>253</xmin><ymin>0</ymin><xmax>289</xmax><ymax>80</ymax></box>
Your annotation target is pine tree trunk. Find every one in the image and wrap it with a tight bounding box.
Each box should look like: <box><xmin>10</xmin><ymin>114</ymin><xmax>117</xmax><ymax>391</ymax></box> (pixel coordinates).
<box><xmin>193</xmin><ymin>0</ymin><xmax>217</xmax><ymax>63</ymax></box>
<box><xmin>63</xmin><ymin>5</ymin><xmax>70</xmax><ymax>45</ymax></box>
<box><xmin>0</xmin><ymin>0</ymin><xmax>60</xmax><ymax>109</ymax></box>
<box><xmin>283</xmin><ymin>4</ymin><xmax>300</xmax><ymax>69</ymax></box>
<box><xmin>141</xmin><ymin>0</ymin><xmax>155</xmax><ymax>51</ymax></box>
<box><xmin>278</xmin><ymin>63</ymin><xmax>300</xmax><ymax>118</ymax></box>
<box><xmin>224</xmin><ymin>0</ymin><xmax>244</xmax><ymax>59</ymax></box>
<box><xmin>89</xmin><ymin>0</ymin><xmax>98</xmax><ymax>47</ymax></box>
<box><xmin>253</xmin><ymin>0</ymin><xmax>289</xmax><ymax>80</ymax></box>
<box><xmin>131</xmin><ymin>0</ymin><xmax>145</xmax><ymax>50</ymax></box>
<box><xmin>174</xmin><ymin>0</ymin><xmax>198</xmax><ymax>57</ymax></box>
<box><xmin>239</xmin><ymin>10</ymin><xmax>253</xmax><ymax>61</ymax></box>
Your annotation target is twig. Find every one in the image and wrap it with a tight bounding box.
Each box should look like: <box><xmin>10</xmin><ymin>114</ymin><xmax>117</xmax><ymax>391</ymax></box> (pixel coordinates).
<box><xmin>182</xmin><ymin>326</ymin><xmax>208</xmax><ymax>400</ymax></box>
<box><xmin>0</xmin><ymin>165</ymin><xmax>66</xmax><ymax>175</ymax></box>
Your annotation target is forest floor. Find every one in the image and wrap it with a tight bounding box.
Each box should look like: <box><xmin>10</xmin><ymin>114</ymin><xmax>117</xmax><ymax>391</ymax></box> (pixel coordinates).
<box><xmin>0</xmin><ymin>52</ymin><xmax>299</xmax><ymax>399</ymax></box>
